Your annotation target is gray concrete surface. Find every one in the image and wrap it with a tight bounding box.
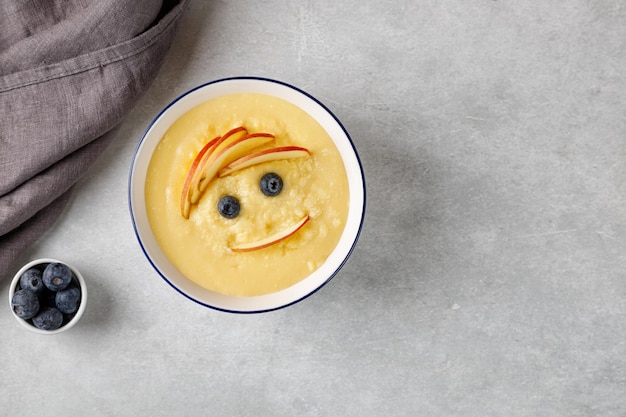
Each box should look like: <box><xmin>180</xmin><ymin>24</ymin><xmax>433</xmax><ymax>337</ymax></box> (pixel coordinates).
<box><xmin>2</xmin><ymin>1</ymin><xmax>625</xmax><ymax>415</ymax></box>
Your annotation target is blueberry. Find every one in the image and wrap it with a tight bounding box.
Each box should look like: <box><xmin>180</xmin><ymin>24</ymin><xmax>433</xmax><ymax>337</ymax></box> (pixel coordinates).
<box><xmin>42</xmin><ymin>263</ymin><xmax>72</xmax><ymax>291</ymax></box>
<box><xmin>260</xmin><ymin>173</ymin><xmax>283</xmax><ymax>197</ymax></box>
<box><xmin>12</xmin><ymin>289</ymin><xmax>40</xmax><ymax>319</ymax></box>
<box><xmin>19</xmin><ymin>268</ymin><xmax>45</xmax><ymax>294</ymax></box>
<box><xmin>217</xmin><ymin>195</ymin><xmax>240</xmax><ymax>219</ymax></box>
<box><xmin>55</xmin><ymin>286</ymin><xmax>81</xmax><ymax>314</ymax></box>
<box><xmin>32</xmin><ymin>307</ymin><xmax>64</xmax><ymax>331</ymax></box>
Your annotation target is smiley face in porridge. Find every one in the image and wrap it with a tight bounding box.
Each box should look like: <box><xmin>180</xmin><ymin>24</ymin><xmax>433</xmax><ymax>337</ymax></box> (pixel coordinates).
<box><xmin>145</xmin><ymin>94</ymin><xmax>349</xmax><ymax>296</ymax></box>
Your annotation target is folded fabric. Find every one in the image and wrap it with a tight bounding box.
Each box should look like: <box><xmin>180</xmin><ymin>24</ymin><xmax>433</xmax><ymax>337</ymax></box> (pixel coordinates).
<box><xmin>0</xmin><ymin>0</ymin><xmax>189</xmax><ymax>280</ymax></box>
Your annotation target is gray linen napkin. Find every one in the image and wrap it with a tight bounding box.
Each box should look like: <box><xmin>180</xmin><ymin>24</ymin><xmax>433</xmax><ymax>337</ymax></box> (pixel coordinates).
<box><xmin>0</xmin><ymin>0</ymin><xmax>189</xmax><ymax>280</ymax></box>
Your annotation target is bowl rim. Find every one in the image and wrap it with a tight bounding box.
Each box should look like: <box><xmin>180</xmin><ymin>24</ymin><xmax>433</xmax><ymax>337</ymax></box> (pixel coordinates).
<box><xmin>8</xmin><ymin>258</ymin><xmax>88</xmax><ymax>334</ymax></box>
<box><xmin>128</xmin><ymin>76</ymin><xmax>366</xmax><ymax>313</ymax></box>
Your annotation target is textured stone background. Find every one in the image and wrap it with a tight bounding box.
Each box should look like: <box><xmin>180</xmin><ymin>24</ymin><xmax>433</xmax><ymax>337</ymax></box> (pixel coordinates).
<box><xmin>2</xmin><ymin>1</ymin><xmax>625</xmax><ymax>416</ymax></box>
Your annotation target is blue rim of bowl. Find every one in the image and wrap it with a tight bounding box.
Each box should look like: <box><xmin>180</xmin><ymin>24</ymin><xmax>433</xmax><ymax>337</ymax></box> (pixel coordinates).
<box><xmin>128</xmin><ymin>76</ymin><xmax>366</xmax><ymax>314</ymax></box>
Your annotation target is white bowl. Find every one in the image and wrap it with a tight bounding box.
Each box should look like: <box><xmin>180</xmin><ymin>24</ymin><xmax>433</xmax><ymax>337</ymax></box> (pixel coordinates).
<box><xmin>128</xmin><ymin>76</ymin><xmax>366</xmax><ymax>313</ymax></box>
<box><xmin>9</xmin><ymin>258</ymin><xmax>87</xmax><ymax>334</ymax></box>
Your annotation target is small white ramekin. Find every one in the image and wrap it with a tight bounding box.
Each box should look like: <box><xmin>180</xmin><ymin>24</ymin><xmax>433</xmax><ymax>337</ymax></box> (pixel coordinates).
<box><xmin>8</xmin><ymin>258</ymin><xmax>87</xmax><ymax>334</ymax></box>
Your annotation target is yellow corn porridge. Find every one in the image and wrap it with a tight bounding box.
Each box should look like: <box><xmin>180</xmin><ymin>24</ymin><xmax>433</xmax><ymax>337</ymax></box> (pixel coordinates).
<box><xmin>145</xmin><ymin>93</ymin><xmax>349</xmax><ymax>296</ymax></box>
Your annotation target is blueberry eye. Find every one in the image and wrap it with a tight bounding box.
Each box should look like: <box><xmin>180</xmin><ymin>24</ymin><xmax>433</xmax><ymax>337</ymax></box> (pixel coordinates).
<box><xmin>260</xmin><ymin>173</ymin><xmax>283</xmax><ymax>197</ymax></box>
<box><xmin>217</xmin><ymin>195</ymin><xmax>240</xmax><ymax>218</ymax></box>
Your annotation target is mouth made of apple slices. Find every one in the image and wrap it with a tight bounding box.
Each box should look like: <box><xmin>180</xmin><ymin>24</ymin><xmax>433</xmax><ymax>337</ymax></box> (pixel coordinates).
<box><xmin>228</xmin><ymin>214</ymin><xmax>310</xmax><ymax>253</ymax></box>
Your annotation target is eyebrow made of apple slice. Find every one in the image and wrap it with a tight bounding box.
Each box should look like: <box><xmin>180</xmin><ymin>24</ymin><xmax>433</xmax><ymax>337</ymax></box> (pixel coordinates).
<box><xmin>217</xmin><ymin>145</ymin><xmax>311</xmax><ymax>178</ymax></box>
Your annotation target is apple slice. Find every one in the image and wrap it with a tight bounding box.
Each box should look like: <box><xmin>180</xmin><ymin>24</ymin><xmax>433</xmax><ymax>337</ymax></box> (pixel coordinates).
<box><xmin>191</xmin><ymin>132</ymin><xmax>275</xmax><ymax>203</ymax></box>
<box><xmin>186</xmin><ymin>127</ymin><xmax>248</xmax><ymax>202</ymax></box>
<box><xmin>180</xmin><ymin>135</ymin><xmax>221</xmax><ymax>218</ymax></box>
<box><xmin>218</xmin><ymin>146</ymin><xmax>311</xmax><ymax>177</ymax></box>
<box><xmin>229</xmin><ymin>214</ymin><xmax>310</xmax><ymax>253</ymax></box>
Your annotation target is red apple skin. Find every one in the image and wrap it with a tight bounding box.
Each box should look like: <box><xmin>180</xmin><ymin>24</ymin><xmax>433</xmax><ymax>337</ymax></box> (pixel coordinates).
<box><xmin>229</xmin><ymin>215</ymin><xmax>310</xmax><ymax>253</ymax></box>
<box><xmin>193</xmin><ymin>132</ymin><xmax>275</xmax><ymax>200</ymax></box>
<box><xmin>218</xmin><ymin>146</ymin><xmax>311</xmax><ymax>177</ymax></box>
<box><xmin>180</xmin><ymin>135</ymin><xmax>221</xmax><ymax>218</ymax></box>
<box><xmin>188</xmin><ymin>127</ymin><xmax>249</xmax><ymax>196</ymax></box>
